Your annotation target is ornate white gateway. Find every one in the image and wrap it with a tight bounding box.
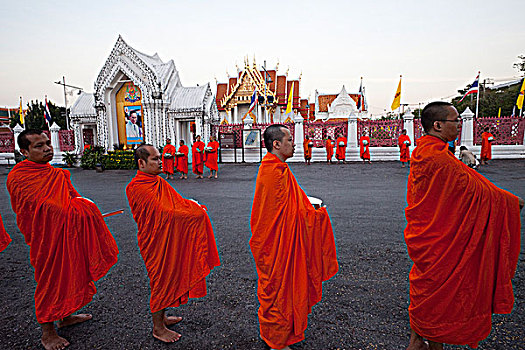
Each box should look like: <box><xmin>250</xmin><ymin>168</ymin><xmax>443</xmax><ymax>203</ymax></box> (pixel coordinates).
<box><xmin>70</xmin><ymin>35</ymin><xmax>219</xmax><ymax>152</ymax></box>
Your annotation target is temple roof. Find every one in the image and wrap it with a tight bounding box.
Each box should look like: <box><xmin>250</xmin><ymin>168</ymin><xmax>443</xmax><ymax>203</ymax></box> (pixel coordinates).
<box><xmin>70</xmin><ymin>92</ymin><xmax>96</xmax><ymax>117</ymax></box>
<box><xmin>170</xmin><ymin>84</ymin><xmax>210</xmax><ymax>112</ymax></box>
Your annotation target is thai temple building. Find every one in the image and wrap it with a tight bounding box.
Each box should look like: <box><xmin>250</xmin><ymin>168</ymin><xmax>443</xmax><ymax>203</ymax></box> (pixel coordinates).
<box><xmin>70</xmin><ymin>36</ymin><xmax>219</xmax><ymax>152</ymax></box>
<box><xmin>313</xmin><ymin>84</ymin><xmax>368</xmax><ymax>121</ymax></box>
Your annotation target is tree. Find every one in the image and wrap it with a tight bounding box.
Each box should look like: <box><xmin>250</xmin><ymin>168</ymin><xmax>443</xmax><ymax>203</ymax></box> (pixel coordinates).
<box><xmin>513</xmin><ymin>55</ymin><xmax>525</xmax><ymax>73</ymax></box>
<box><xmin>9</xmin><ymin>99</ymin><xmax>67</xmax><ymax>129</ymax></box>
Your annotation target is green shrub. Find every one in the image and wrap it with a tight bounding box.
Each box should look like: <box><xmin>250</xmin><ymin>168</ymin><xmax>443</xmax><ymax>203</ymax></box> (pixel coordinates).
<box><xmin>62</xmin><ymin>152</ymin><xmax>78</xmax><ymax>167</ymax></box>
<box><xmin>80</xmin><ymin>146</ymin><xmax>105</xmax><ymax>169</ymax></box>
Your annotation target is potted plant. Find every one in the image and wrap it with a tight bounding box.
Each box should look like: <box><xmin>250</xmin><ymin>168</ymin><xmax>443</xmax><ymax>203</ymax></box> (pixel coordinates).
<box><xmin>62</xmin><ymin>152</ymin><xmax>78</xmax><ymax>167</ymax></box>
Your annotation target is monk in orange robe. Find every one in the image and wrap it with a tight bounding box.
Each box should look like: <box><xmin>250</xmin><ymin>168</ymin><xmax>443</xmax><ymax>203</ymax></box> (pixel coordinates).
<box><xmin>480</xmin><ymin>128</ymin><xmax>494</xmax><ymax>165</ymax></box>
<box><xmin>335</xmin><ymin>134</ymin><xmax>347</xmax><ymax>163</ymax></box>
<box><xmin>204</xmin><ymin>135</ymin><xmax>219</xmax><ymax>178</ymax></box>
<box><xmin>6</xmin><ymin>130</ymin><xmax>119</xmax><ymax>350</ymax></box>
<box><xmin>404</xmin><ymin>102</ymin><xmax>523</xmax><ymax>350</ymax></box>
<box><xmin>192</xmin><ymin>135</ymin><xmax>205</xmax><ymax>179</ymax></box>
<box><xmin>359</xmin><ymin>135</ymin><xmax>371</xmax><ymax>163</ymax></box>
<box><xmin>0</xmin><ymin>213</ymin><xmax>11</xmax><ymax>252</ymax></box>
<box><xmin>250</xmin><ymin>124</ymin><xmax>339</xmax><ymax>350</ymax></box>
<box><xmin>303</xmin><ymin>135</ymin><xmax>313</xmax><ymax>165</ymax></box>
<box><xmin>325</xmin><ymin>136</ymin><xmax>335</xmax><ymax>163</ymax></box>
<box><xmin>127</xmin><ymin>144</ymin><xmax>220</xmax><ymax>343</ymax></box>
<box><xmin>398</xmin><ymin>129</ymin><xmax>411</xmax><ymax>167</ymax></box>
<box><xmin>162</xmin><ymin>138</ymin><xmax>177</xmax><ymax>179</ymax></box>
<box><xmin>176</xmin><ymin>140</ymin><xmax>189</xmax><ymax>179</ymax></box>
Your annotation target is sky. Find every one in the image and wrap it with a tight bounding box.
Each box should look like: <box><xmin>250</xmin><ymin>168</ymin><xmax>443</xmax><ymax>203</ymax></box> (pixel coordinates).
<box><xmin>1</xmin><ymin>0</ymin><xmax>524</xmax><ymax>116</ymax></box>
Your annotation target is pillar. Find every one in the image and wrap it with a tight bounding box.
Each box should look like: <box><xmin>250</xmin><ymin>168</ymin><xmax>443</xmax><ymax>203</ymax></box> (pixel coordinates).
<box><xmin>50</xmin><ymin>122</ymin><xmax>61</xmax><ymax>151</ymax></box>
<box><xmin>13</xmin><ymin>124</ymin><xmax>24</xmax><ymax>152</ymax></box>
<box><xmin>348</xmin><ymin>112</ymin><xmax>358</xmax><ymax>147</ymax></box>
<box><xmin>402</xmin><ymin>108</ymin><xmax>415</xmax><ymax>143</ymax></box>
<box><xmin>294</xmin><ymin>113</ymin><xmax>304</xmax><ymax>152</ymax></box>
<box><xmin>461</xmin><ymin>107</ymin><xmax>474</xmax><ymax>147</ymax></box>
<box><xmin>233</xmin><ymin>105</ymin><xmax>238</xmax><ymax>124</ymax></box>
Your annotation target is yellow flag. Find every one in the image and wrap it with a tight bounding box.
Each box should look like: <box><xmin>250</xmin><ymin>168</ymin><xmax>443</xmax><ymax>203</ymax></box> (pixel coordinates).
<box><xmin>516</xmin><ymin>78</ymin><xmax>525</xmax><ymax>110</ymax></box>
<box><xmin>497</xmin><ymin>107</ymin><xmax>501</xmax><ymax>118</ymax></box>
<box><xmin>19</xmin><ymin>97</ymin><xmax>24</xmax><ymax>125</ymax></box>
<box><xmin>285</xmin><ymin>82</ymin><xmax>294</xmax><ymax>115</ymax></box>
<box><xmin>391</xmin><ymin>76</ymin><xmax>401</xmax><ymax>110</ymax></box>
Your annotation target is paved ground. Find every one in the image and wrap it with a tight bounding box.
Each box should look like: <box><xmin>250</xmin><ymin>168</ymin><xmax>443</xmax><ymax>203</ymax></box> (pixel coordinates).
<box><xmin>0</xmin><ymin>159</ymin><xmax>524</xmax><ymax>350</ymax></box>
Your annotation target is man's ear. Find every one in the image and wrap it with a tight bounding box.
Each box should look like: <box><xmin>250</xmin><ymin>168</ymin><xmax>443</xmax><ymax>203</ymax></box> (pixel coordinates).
<box><xmin>433</xmin><ymin>120</ymin><xmax>442</xmax><ymax>131</ymax></box>
<box><xmin>273</xmin><ymin>139</ymin><xmax>281</xmax><ymax>150</ymax></box>
<box><xmin>138</xmin><ymin>158</ymin><xmax>146</xmax><ymax>169</ymax></box>
<box><xmin>20</xmin><ymin>149</ymin><xmax>29</xmax><ymax>158</ymax></box>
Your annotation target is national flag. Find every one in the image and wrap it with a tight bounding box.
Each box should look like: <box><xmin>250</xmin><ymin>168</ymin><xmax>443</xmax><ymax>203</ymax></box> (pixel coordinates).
<box><xmin>497</xmin><ymin>107</ymin><xmax>501</xmax><ymax>118</ymax></box>
<box><xmin>19</xmin><ymin>97</ymin><xmax>24</xmax><ymax>125</ymax></box>
<box><xmin>458</xmin><ymin>73</ymin><xmax>480</xmax><ymax>103</ymax></box>
<box><xmin>44</xmin><ymin>97</ymin><xmax>52</xmax><ymax>126</ymax></box>
<box><xmin>516</xmin><ymin>77</ymin><xmax>525</xmax><ymax>110</ymax></box>
<box><xmin>248</xmin><ymin>88</ymin><xmax>257</xmax><ymax>114</ymax></box>
<box><xmin>285</xmin><ymin>82</ymin><xmax>294</xmax><ymax>115</ymax></box>
<box><xmin>357</xmin><ymin>78</ymin><xmax>363</xmax><ymax>111</ymax></box>
<box><xmin>391</xmin><ymin>76</ymin><xmax>401</xmax><ymax>110</ymax></box>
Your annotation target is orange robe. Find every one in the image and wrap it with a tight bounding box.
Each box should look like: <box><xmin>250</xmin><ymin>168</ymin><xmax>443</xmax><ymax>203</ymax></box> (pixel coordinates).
<box><xmin>0</xmin><ymin>213</ymin><xmax>11</xmax><ymax>252</ymax></box>
<box><xmin>335</xmin><ymin>137</ymin><xmax>347</xmax><ymax>160</ymax></box>
<box><xmin>481</xmin><ymin>132</ymin><xmax>494</xmax><ymax>161</ymax></box>
<box><xmin>162</xmin><ymin>144</ymin><xmax>177</xmax><ymax>175</ymax></box>
<box><xmin>6</xmin><ymin>160</ymin><xmax>119</xmax><ymax>323</ymax></box>
<box><xmin>359</xmin><ymin>136</ymin><xmax>370</xmax><ymax>160</ymax></box>
<box><xmin>192</xmin><ymin>141</ymin><xmax>205</xmax><ymax>175</ymax></box>
<box><xmin>204</xmin><ymin>140</ymin><xmax>219</xmax><ymax>171</ymax></box>
<box><xmin>325</xmin><ymin>139</ymin><xmax>334</xmax><ymax>161</ymax></box>
<box><xmin>398</xmin><ymin>134</ymin><xmax>411</xmax><ymax>162</ymax></box>
<box><xmin>404</xmin><ymin>135</ymin><xmax>521</xmax><ymax>348</ymax></box>
<box><xmin>303</xmin><ymin>139</ymin><xmax>313</xmax><ymax>160</ymax></box>
<box><xmin>176</xmin><ymin>145</ymin><xmax>189</xmax><ymax>174</ymax></box>
<box><xmin>250</xmin><ymin>153</ymin><xmax>339</xmax><ymax>349</ymax></box>
<box><xmin>126</xmin><ymin>171</ymin><xmax>220</xmax><ymax>313</ymax></box>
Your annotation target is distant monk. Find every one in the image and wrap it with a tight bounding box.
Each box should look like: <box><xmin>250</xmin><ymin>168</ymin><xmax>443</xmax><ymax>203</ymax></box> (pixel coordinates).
<box><xmin>404</xmin><ymin>102</ymin><xmax>523</xmax><ymax>350</ymax></box>
<box><xmin>480</xmin><ymin>127</ymin><xmax>494</xmax><ymax>165</ymax></box>
<box><xmin>127</xmin><ymin>144</ymin><xmax>220</xmax><ymax>343</ymax></box>
<box><xmin>335</xmin><ymin>134</ymin><xmax>347</xmax><ymax>164</ymax></box>
<box><xmin>303</xmin><ymin>135</ymin><xmax>313</xmax><ymax>165</ymax></box>
<box><xmin>0</xmin><ymin>213</ymin><xmax>11</xmax><ymax>252</ymax></box>
<box><xmin>162</xmin><ymin>138</ymin><xmax>176</xmax><ymax>180</ymax></box>
<box><xmin>192</xmin><ymin>135</ymin><xmax>205</xmax><ymax>179</ymax></box>
<box><xmin>204</xmin><ymin>135</ymin><xmax>219</xmax><ymax>179</ymax></box>
<box><xmin>7</xmin><ymin>130</ymin><xmax>119</xmax><ymax>350</ymax></box>
<box><xmin>325</xmin><ymin>136</ymin><xmax>335</xmax><ymax>163</ymax></box>
<box><xmin>359</xmin><ymin>135</ymin><xmax>371</xmax><ymax>164</ymax></box>
<box><xmin>176</xmin><ymin>140</ymin><xmax>189</xmax><ymax>179</ymax></box>
<box><xmin>398</xmin><ymin>129</ymin><xmax>411</xmax><ymax>167</ymax></box>
<box><xmin>250</xmin><ymin>124</ymin><xmax>339</xmax><ymax>350</ymax></box>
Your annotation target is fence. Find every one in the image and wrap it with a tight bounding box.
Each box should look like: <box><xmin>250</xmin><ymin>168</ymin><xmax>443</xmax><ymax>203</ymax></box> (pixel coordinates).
<box><xmin>0</xmin><ymin>133</ymin><xmax>15</xmax><ymax>152</ymax></box>
<box><xmin>59</xmin><ymin>130</ymin><xmax>75</xmax><ymax>151</ymax></box>
<box><xmin>357</xmin><ymin>119</ymin><xmax>403</xmax><ymax>147</ymax></box>
<box><xmin>303</xmin><ymin>121</ymin><xmax>347</xmax><ymax>147</ymax></box>
<box><xmin>0</xmin><ymin>129</ymin><xmax>75</xmax><ymax>153</ymax></box>
<box><xmin>413</xmin><ymin>118</ymin><xmax>463</xmax><ymax>145</ymax></box>
<box><xmin>211</xmin><ymin>123</ymin><xmax>244</xmax><ymax>148</ymax></box>
<box><xmin>474</xmin><ymin>116</ymin><xmax>525</xmax><ymax>145</ymax></box>
<box><xmin>252</xmin><ymin>122</ymin><xmax>295</xmax><ymax>148</ymax></box>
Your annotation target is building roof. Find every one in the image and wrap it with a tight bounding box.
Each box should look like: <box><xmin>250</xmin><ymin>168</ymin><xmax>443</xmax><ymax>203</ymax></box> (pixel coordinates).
<box><xmin>170</xmin><ymin>84</ymin><xmax>210</xmax><ymax>111</ymax></box>
<box><xmin>70</xmin><ymin>92</ymin><xmax>96</xmax><ymax>117</ymax></box>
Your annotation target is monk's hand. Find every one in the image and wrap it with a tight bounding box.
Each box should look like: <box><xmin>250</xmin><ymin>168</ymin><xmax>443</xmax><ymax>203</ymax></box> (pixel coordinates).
<box><xmin>518</xmin><ymin>196</ymin><xmax>524</xmax><ymax>211</ymax></box>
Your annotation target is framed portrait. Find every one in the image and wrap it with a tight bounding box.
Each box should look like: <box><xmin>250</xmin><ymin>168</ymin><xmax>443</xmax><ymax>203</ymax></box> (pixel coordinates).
<box><xmin>124</xmin><ymin>105</ymin><xmax>143</xmax><ymax>144</ymax></box>
<box><xmin>242</xmin><ymin>129</ymin><xmax>260</xmax><ymax>149</ymax></box>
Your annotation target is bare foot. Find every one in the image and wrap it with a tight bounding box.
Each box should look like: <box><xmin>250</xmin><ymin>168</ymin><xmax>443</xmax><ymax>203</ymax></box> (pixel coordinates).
<box><xmin>41</xmin><ymin>333</ymin><xmax>70</xmax><ymax>350</ymax></box>
<box><xmin>407</xmin><ymin>329</ymin><xmax>429</xmax><ymax>350</ymax></box>
<box><xmin>214</xmin><ymin>175</ymin><xmax>218</xmax><ymax>179</ymax></box>
<box><xmin>208</xmin><ymin>174</ymin><xmax>213</xmax><ymax>178</ymax></box>
<box><xmin>153</xmin><ymin>326</ymin><xmax>181</xmax><ymax>343</ymax></box>
<box><xmin>164</xmin><ymin>315</ymin><xmax>183</xmax><ymax>326</ymax></box>
<box><xmin>57</xmin><ymin>314</ymin><xmax>92</xmax><ymax>328</ymax></box>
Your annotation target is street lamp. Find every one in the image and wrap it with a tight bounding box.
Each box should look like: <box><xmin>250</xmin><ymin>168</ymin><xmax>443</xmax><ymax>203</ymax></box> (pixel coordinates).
<box><xmin>54</xmin><ymin>76</ymin><xmax>83</xmax><ymax>130</ymax></box>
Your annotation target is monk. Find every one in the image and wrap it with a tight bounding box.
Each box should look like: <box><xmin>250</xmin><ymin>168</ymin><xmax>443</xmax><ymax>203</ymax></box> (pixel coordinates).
<box><xmin>480</xmin><ymin>127</ymin><xmax>494</xmax><ymax>165</ymax></box>
<box><xmin>303</xmin><ymin>135</ymin><xmax>313</xmax><ymax>165</ymax></box>
<box><xmin>359</xmin><ymin>134</ymin><xmax>371</xmax><ymax>164</ymax></box>
<box><xmin>335</xmin><ymin>134</ymin><xmax>347</xmax><ymax>164</ymax></box>
<box><xmin>325</xmin><ymin>136</ymin><xmax>335</xmax><ymax>163</ymax></box>
<box><xmin>176</xmin><ymin>140</ymin><xmax>189</xmax><ymax>179</ymax></box>
<box><xmin>398</xmin><ymin>129</ymin><xmax>411</xmax><ymax>167</ymax></box>
<box><xmin>404</xmin><ymin>102</ymin><xmax>523</xmax><ymax>350</ymax></box>
<box><xmin>0</xmin><ymin>213</ymin><xmax>11</xmax><ymax>252</ymax></box>
<box><xmin>250</xmin><ymin>124</ymin><xmax>339</xmax><ymax>350</ymax></box>
<box><xmin>126</xmin><ymin>144</ymin><xmax>220</xmax><ymax>343</ymax></box>
<box><xmin>204</xmin><ymin>135</ymin><xmax>219</xmax><ymax>178</ymax></box>
<box><xmin>6</xmin><ymin>129</ymin><xmax>119</xmax><ymax>350</ymax></box>
<box><xmin>162</xmin><ymin>138</ymin><xmax>177</xmax><ymax>179</ymax></box>
<box><xmin>192</xmin><ymin>135</ymin><xmax>205</xmax><ymax>179</ymax></box>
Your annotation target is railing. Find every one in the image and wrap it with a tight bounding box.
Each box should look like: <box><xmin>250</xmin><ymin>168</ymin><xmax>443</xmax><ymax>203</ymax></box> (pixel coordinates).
<box><xmin>474</xmin><ymin>116</ymin><xmax>525</xmax><ymax>145</ymax></box>
<box><xmin>0</xmin><ymin>132</ymin><xmax>15</xmax><ymax>152</ymax></box>
<box><xmin>358</xmin><ymin>119</ymin><xmax>404</xmax><ymax>147</ymax></box>
<box><xmin>304</xmin><ymin>121</ymin><xmax>348</xmax><ymax>147</ymax></box>
<box><xmin>213</xmin><ymin>123</ymin><xmax>244</xmax><ymax>148</ymax></box>
<box><xmin>414</xmin><ymin>118</ymin><xmax>462</xmax><ymax>145</ymax></box>
<box><xmin>59</xmin><ymin>130</ymin><xmax>75</xmax><ymax>151</ymax></box>
<box><xmin>252</xmin><ymin>122</ymin><xmax>295</xmax><ymax>148</ymax></box>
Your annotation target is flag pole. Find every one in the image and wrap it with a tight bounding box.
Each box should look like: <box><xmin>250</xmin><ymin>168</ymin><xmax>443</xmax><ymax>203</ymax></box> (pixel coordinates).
<box><xmin>475</xmin><ymin>71</ymin><xmax>480</xmax><ymax>119</ymax></box>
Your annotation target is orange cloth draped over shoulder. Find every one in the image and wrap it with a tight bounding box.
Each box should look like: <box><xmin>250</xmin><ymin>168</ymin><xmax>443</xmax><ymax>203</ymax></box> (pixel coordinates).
<box><xmin>162</xmin><ymin>144</ymin><xmax>177</xmax><ymax>175</ymax></box>
<box><xmin>404</xmin><ymin>135</ymin><xmax>521</xmax><ymax>348</ymax></box>
<box><xmin>325</xmin><ymin>139</ymin><xmax>334</xmax><ymax>161</ymax></box>
<box><xmin>359</xmin><ymin>136</ymin><xmax>370</xmax><ymax>160</ymax></box>
<box><xmin>398</xmin><ymin>134</ymin><xmax>411</xmax><ymax>162</ymax></box>
<box><xmin>192</xmin><ymin>141</ymin><xmax>205</xmax><ymax>175</ymax></box>
<box><xmin>177</xmin><ymin>144</ymin><xmax>189</xmax><ymax>174</ymax></box>
<box><xmin>126</xmin><ymin>171</ymin><xmax>220</xmax><ymax>313</ymax></box>
<box><xmin>0</xmin><ymin>213</ymin><xmax>11</xmax><ymax>252</ymax></box>
<box><xmin>335</xmin><ymin>137</ymin><xmax>347</xmax><ymax>160</ymax></box>
<box><xmin>303</xmin><ymin>139</ymin><xmax>313</xmax><ymax>159</ymax></box>
<box><xmin>204</xmin><ymin>140</ymin><xmax>219</xmax><ymax>171</ymax></box>
<box><xmin>481</xmin><ymin>131</ymin><xmax>494</xmax><ymax>161</ymax></box>
<box><xmin>250</xmin><ymin>153</ymin><xmax>339</xmax><ymax>349</ymax></box>
<box><xmin>6</xmin><ymin>160</ymin><xmax>119</xmax><ymax>323</ymax></box>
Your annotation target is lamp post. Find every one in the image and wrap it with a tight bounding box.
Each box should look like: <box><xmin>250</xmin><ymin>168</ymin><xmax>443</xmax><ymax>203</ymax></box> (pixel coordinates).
<box><xmin>54</xmin><ymin>77</ymin><xmax>83</xmax><ymax>130</ymax></box>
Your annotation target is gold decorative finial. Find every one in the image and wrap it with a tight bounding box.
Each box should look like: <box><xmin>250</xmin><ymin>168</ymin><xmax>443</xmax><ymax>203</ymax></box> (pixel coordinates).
<box><xmin>276</xmin><ymin>59</ymin><xmax>279</xmax><ymax>72</ymax></box>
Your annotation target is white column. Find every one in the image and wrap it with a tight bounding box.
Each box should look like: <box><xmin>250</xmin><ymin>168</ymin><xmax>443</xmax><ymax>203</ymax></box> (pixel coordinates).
<box><xmin>203</xmin><ymin>115</ymin><xmax>210</xmax><ymax>144</ymax></box>
<box><xmin>348</xmin><ymin>112</ymin><xmax>358</xmax><ymax>147</ymax></box>
<box><xmin>461</xmin><ymin>107</ymin><xmax>475</xmax><ymax>147</ymax></box>
<box><xmin>50</xmin><ymin>122</ymin><xmax>61</xmax><ymax>151</ymax></box>
<box><xmin>244</xmin><ymin>114</ymin><xmax>253</xmax><ymax>129</ymax></box>
<box><xmin>402</xmin><ymin>108</ymin><xmax>415</xmax><ymax>143</ymax></box>
<box><xmin>257</xmin><ymin>104</ymin><xmax>262</xmax><ymax>123</ymax></box>
<box><xmin>195</xmin><ymin>115</ymin><xmax>203</xmax><ymax>138</ymax></box>
<box><xmin>233</xmin><ymin>105</ymin><xmax>238</xmax><ymax>124</ymax></box>
<box><xmin>294</xmin><ymin>113</ymin><xmax>304</xmax><ymax>152</ymax></box>
<box><xmin>13</xmin><ymin>124</ymin><xmax>24</xmax><ymax>151</ymax></box>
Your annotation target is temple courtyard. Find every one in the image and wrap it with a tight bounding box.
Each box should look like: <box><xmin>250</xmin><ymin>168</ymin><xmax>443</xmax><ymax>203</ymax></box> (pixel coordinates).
<box><xmin>0</xmin><ymin>160</ymin><xmax>524</xmax><ymax>350</ymax></box>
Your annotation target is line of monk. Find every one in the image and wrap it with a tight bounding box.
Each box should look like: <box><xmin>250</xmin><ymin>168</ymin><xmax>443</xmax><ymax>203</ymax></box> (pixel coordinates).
<box><xmin>335</xmin><ymin>133</ymin><xmax>347</xmax><ymax>163</ymax></box>
<box><xmin>398</xmin><ymin>129</ymin><xmax>411</xmax><ymax>167</ymax></box>
<box><xmin>325</xmin><ymin>135</ymin><xmax>335</xmax><ymax>163</ymax></box>
<box><xmin>480</xmin><ymin>127</ymin><xmax>494</xmax><ymax>165</ymax></box>
<box><xmin>191</xmin><ymin>135</ymin><xmax>205</xmax><ymax>179</ymax></box>
<box><xmin>204</xmin><ymin>135</ymin><xmax>219</xmax><ymax>178</ymax></box>
<box><xmin>3</xmin><ymin>116</ymin><xmax>523</xmax><ymax>350</ymax></box>
<box><xmin>303</xmin><ymin>135</ymin><xmax>313</xmax><ymax>165</ymax></box>
<box><xmin>359</xmin><ymin>134</ymin><xmax>371</xmax><ymax>163</ymax></box>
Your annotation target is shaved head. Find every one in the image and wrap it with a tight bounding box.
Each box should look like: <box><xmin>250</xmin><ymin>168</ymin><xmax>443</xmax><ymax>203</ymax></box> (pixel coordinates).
<box><xmin>18</xmin><ymin>129</ymin><xmax>45</xmax><ymax>150</ymax></box>
<box><xmin>263</xmin><ymin>124</ymin><xmax>287</xmax><ymax>152</ymax></box>
<box><xmin>134</xmin><ymin>143</ymin><xmax>153</xmax><ymax>168</ymax></box>
<box><xmin>421</xmin><ymin>101</ymin><xmax>453</xmax><ymax>133</ymax></box>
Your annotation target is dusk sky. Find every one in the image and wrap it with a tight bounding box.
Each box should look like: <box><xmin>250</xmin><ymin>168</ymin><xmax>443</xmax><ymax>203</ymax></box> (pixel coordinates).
<box><xmin>1</xmin><ymin>0</ymin><xmax>524</xmax><ymax>116</ymax></box>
